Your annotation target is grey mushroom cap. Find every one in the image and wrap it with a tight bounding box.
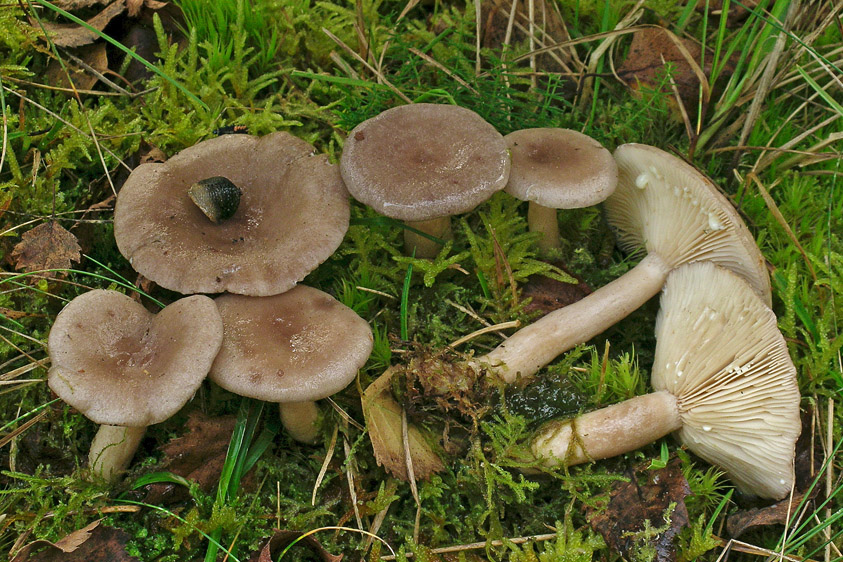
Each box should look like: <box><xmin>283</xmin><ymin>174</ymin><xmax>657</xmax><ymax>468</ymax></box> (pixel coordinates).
<box><xmin>340</xmin><ymin>103</ymin><xmax>510</xmax><ymax>222</ymax></box>
<box><xmin>47</xmin><ymin>290</ymin><xmax>223</xmax><ymax>428</ymax></box>
<box><xmin>606</xmin><ymin>143</ymin><xmax>771</xmax><ymax>305</ymax></box>
<box><xmin>114</xmin><ymin>133</ymin><xmax>350</xmax><ymax>296</ymax></box>
<box><xmin>504</xmin><ymin>128</ymin><xmax>618</xmax><ymax>208</ymax></box>
<box><xmin>209</xmin><ymin>286</ymin><xmax>374</xmax><ymax>403</ymax></box>
<box><xmin>653</xmin><ymin>262</ymin><xmax>800</xmax><ymax>499</ymax></box>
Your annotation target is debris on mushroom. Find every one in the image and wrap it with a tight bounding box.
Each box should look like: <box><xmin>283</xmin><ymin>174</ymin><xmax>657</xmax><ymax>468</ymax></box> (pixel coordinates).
<box><xmin>530</xmin><ymin>262</ymin><xmax>800</xmax><ymax>499</ymax></box>
<box><xmin>115</xmin><ymin>132</ymin><xmax>350</xmax><ymax>296</ymax></box>
<box><xmin>47</xmin><ymin>290</ymin><xmax>223</xmax><ymax>483</ymax></box>
<box><xmin>340</xmin><ymin>103</ymin><xmax>510</xmax><ymax>258</ymax></box>
<box><xmin>209</xmin><ymin>286</ymin><xmax>373</xmax><ymax>443</ymax></box>
<box><xmin>188</xmin><ymin>176</ymin><xmax>242</xmax><ymax>224</ymax></box>
<box><xmin>504</xmin><ymin>128</ymin><xmax>617</xmax><ymax>253</ymax></box>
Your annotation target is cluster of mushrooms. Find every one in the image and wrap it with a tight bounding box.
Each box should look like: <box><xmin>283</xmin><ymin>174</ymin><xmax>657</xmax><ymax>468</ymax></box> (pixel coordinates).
<box><xmin>46</xmin><ymin>103</ymin><xmax>800</xmax><ymax>502</ymax></box>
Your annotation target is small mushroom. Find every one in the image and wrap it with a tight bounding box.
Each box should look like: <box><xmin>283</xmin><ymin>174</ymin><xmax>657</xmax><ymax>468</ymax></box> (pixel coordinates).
<box><xmin>188</xmin><ymin>176</ymin><xmax>242</xmax><ymax>223</ymax></box>
<box><xmin>504</xmin><ymin>128</ymin><xmax>617</xmax><ymax>253</ymax></box>
<box><xmin>209</xmin><ymin>286</ymin><xmax>373</xmax><ymax>443</ymax></box>
<box><xmin>474</xmin><ymin>143</ymin><xmax>771</xmax><ymax>383</ymax></box>
<box><xmin>530</xmin><ymin>262</ymin><xmax>800</xmax><ymax>499</ymax></box>
<box><xmin>115</xmin><ymin>132</ymin><xmax>350</xmax><ymax>296</ymax></box>
<box><xmin>47</xmin><ymin>290</ymin><xmax>223</xmax><ymax>482</ymax></box>
<box><xmin>340</xmin><ymin>103</ymin><xmax>510</xmax><ymax>258</ymax></box>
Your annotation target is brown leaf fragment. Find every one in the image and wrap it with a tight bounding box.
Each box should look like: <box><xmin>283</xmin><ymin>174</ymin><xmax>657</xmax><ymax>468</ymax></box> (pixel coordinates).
<box><xmin>128</xmin><ymin>0</ymin><xmax>168</xmax><ymax>17</ymax></box>
<box><xmin>11</xmin><ymin>520</ymin><xmax>141</xmax><ymax>562</ymax></box>
<box><xmin>52</xmin><ymin>0</ymin><xmax>112</xmax><ymax>9</ymax></box>
<box><xmin>36</xmin><ymin>0</ymin><xmax>127</xmax><ymax>48</ymax></box>
<box><xmin>523</xmin><ymin>265</ymin><xmax>592</xmax><ymax>316</ymax></box>
<box><xmin>589</xmin><ymin>457</ymin><xmax>691</xmax><ymax>562</ymax></box>
<box><xmin>250</xmin><ymin>530</ymin><xmax>343</xmax><ymax>562</ymax></box>
<box><xmin>45</xmin><ymin>43</ymin><xmax>108</xmax><ymax>91</ymax></box>
<box><xmin>726</xmin><ymin>492</ymin><xmax>806</xmax><ymax>538</ymax></box>
<box><xmin>12</xmin><ymin>221</ymin><xmax>81</xmax><ymax>275</ymax></box>
<box><xmin>143</xmin><ymin>412</ymin><xmax>238</xmax><ymax>504</ymax></box>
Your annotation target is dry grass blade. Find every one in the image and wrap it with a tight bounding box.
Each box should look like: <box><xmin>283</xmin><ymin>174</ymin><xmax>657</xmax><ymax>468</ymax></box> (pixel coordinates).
<box><xmin>379</xmin><ymin>532</ymin><xmax>558</xmax><ymax>560</ymax></box>
<box><xmin>0</xmin><ymin>361</ymin><xmax>40</xmax><ymax>382</ymax></box>
<box><xmin>0</xmin><ymin>408</ymin><xmax>49</xmax><ymax>448</ymax></box>
<box><xmin>342</xmin><ymin>427</ymin><xmax>363</xmax><ymax>530</ymax></box>
<box><xmin>409</xmin><ymin>48</ymin><xmax>479</xmax><ymax>94</ymax></box>
<box><xmin>312</xmin><ymin>424</ymin><xmax>338</xmax><ymax>506</ymax></box>
<box><xmin>448</xmin><ymin>320</ymin><xmax>520</xmax><ymax>348</ymax></box>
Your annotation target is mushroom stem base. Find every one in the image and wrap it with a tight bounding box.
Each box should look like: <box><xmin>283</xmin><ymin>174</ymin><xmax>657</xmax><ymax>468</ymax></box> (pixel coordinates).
<box><xmin>527</xmin><ymin>202</ymin><xmax>561</xmax><ymax>253</ymax></box>
<box><xmin>88</xmin><ymin>424</ymin><xmax>146</xmax><ymax>483</ymax></box>
<box><xmin>403</xmin><ymin>217</ymin><xmax>452</xmax><ymax>259</ymax></box>
<box><xmin>531</xmin><ymin>390</ymin><xmax>681</xmax><ymax>466</ymax></box>
<box><xmin>279</xmin><ymin>401</ymin><xmax>320</xmax><ymax>443</ymax></box>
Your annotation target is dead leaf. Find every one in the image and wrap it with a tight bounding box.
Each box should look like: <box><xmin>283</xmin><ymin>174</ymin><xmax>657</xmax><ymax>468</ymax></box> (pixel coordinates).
<box><xmin>127</xmin><ymin>0</ymin><xmax>167</xmax><ymax>17</ymax></box>
<box><xmin>52</xmin><ymin>0</ymin><xmax>112</xmax><ymax>8</ymax></box>
<box><xmin>362</xmin><ymin>367</ymin><xmax>445</xmax><ymax>481</ymax></box>
<box><xmin>589</xmin><ymin>457</ymin><xmax>691</xmax><ymax>562</ymax></box>
<box><xmin>11</xmin><ymin>520</ymin><xmax>141</xmax><ymax>562</ymax></box>
<box><xmin>36</xmin><ymin>0</ymin><xmax>127</xmax><ymax>48</ymax></box>
<box><xmin>249</xmin><ymin>530</ymin><xmax>343</xmax><ymax>562</ymax></box>
<box><xmin>45</xmin><ymin>43</ymin><xmax>108</xmax><ymax>91</ymax></box>
<box><xmin>523</xmin><ymin>265</ymin><xmax>592</xmax><ymax>316</ymax></box>
<box><xmin>11</xmin><ymin>221</ymin><xmax>81</xmax><ymax>275</ymax></box>
<box><xmin>726</xmin><ymin>492</ymin><xmax>806</xmax><ymax>538</ymax></box>
<box><xmin>143</xmin><ymin>412</ymin><xmax>239</xmax><ymax>504</ymax></box>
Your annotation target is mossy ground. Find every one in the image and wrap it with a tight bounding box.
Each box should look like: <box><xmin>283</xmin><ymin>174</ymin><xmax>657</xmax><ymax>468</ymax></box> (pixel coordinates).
<box><xmin>0</xmin><ymin>0</ymin><xmax>840</xmax><ymax>561</ymax></box>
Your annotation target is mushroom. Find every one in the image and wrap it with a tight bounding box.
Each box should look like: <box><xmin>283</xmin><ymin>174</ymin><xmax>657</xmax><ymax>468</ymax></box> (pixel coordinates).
<box><xmin>340</xmin><ymin>103</ymin><xmax>510</xmax><ymax>258</ymax></box>
<box><xmin>530</xmin><ymin>261</ymin><xmax>801</xmax><ymax>500</ymax></box>
<box><xmin>474</xmin><ymin>143</ymin><xmax>771</xmax><ymax>383</ymax></box>
<box><xmin>504</xmin><ymin>128</ymin><xmax>618</xmax><ymax>253</ymax></box>
<box><xmin>114</xmin><ymin>132</ymin><xmax>350</xmax><ymax>296</ymax></box>
<box><xmin>47</xmin><ymin>290</ymin><xmax>223</xmax><ymax>482</ymax></box>
<box><xmin>209</xmin><ymin>286</ymin><xmax>373</xmax><ymax>443</ymax></box>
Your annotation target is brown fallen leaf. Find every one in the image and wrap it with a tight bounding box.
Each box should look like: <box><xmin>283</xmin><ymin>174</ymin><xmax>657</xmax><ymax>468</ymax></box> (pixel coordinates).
<box><xmin>45</xmin><ymin>43</ymin><xmax>108</xmax><ymax>91</ymax></box>
<box><xmin>589</xmin><ymin>457</ymin><xmax>691</xmax><ymax>562</ymax></box>
<box><xmin>726</xmin><ymin>492</ymin><xmax>806</xmax><ymax>538</ymax></box>
<box><xmin>127</xmin><ymin>0</ymin><xmax>168</xmax><ymax>17</ymax></box>
<box><xmin>522</xmin><ymin>265</ymin><xmax>592</xmax><ymax>316</ymax></box>
<box><xmin>249</xmin><ymin>530</ymin><xmax>343</xmax><ymax>562</ymax></box>
<box><xmin>53</xmin><ymin>0</ymin><xmax>112</xmax><ymax>8</ymax></box>
<box><xmin>11</xmin><ymin>520</ymin><xmax>141</xmax><ymax>562</ymax></box>
<box><xmin>11</xmin><ymin>221</ymin><xmax>81</xmax><ymax>276</ymax></box>
<box><xmin>36</xmin><ymin>0</ymin><xmax>127</xmax><ymax>48</ymax></box>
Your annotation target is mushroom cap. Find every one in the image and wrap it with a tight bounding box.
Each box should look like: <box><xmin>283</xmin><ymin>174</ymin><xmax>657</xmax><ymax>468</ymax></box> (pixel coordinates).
<box><xmin>339</xmin><ymin>103</ymin><xmax>510</xmax><ymax>221</ymax></box>
<box><xmin>209</xmin><ymin>286</ymin><xmax>373</xmax><ymax>402</ymax></box>
<box><xmin>605</xmin><ymin>144</ymin><xmax>771</xmax><ymax>305</ymax></box>
<box><xmin>504</xmin><ymin>128</ymin><xmax>618</xmax><ymax>208</ymax></box>
<box><xmin>114</xmin><ymin>133</ymin><xmax>350</xmax><ymax>296</ymax></box>
<box><xmin>653</xmin><ymin>262</ymin><xmax>800</xmax><ymax>499</ymax></box>
<box><xmin>48</xmin><ymin>290</ymin><xmax>223</xmax><ymax>427</ymax></box>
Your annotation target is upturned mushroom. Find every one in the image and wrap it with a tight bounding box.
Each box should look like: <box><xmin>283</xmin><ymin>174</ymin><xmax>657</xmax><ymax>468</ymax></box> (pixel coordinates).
<box><xmin>473</xmin><ymin>143</ymin><xmax>771</xmax><ymax>383</ymax></box>
<box><xmin>530</xmin><ymin>261</ymin><xmax>800</xmax><ymax>500</ymax></box>
<box><xmin>340</xmin><ymin>103</ymin><xmax>511</xmax><ymax>258</ymax></box>
<box><xmin>209</xmin><ymin>286</ymin><xmax>373</xmax><ymax>443</ymax></box>
<box><xmin>114</xmin><ymin>132</ymin><xmax>350</xmax><ymax>296</ymax></box>
<box><xmin>47</xmin><ymin>290</ymin><xmax>223</xmax><ymax>482</ymax></box>
<box><xmin>504</xmin><ymin>128</ymin><xmax>617</xmax><ymax>253</ymax></box>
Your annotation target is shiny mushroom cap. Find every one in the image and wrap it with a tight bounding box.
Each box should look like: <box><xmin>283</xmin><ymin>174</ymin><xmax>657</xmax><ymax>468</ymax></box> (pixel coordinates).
<box><xmin>504</xmin><ymin>128</ymin><xmax>617</xmax><ymax>208</ymax></box>
<box><xmin>114</xmin><ymin>133</ymin><xmax>350</xmax><ymax>296</ymax></box>
<box><xmin>606</xmin><ymin>143</ymin><xmax>771</xmax><ymax>304</ymax></box>
<box><xmin>209</xmin><ymin>286</ymin><xmax>373</xmax><ymax>402</ymax></box>
<box><xmin>653</xmin><ymin>262</ymin><xmax>801</xmax><ymax>499</ymax></box>
<box><xmin>339</xmin><ymin>103</ymin><xmax>510</xmax><ymax>221</ymax></box>
<box><xmin>47</xmin><ymin>290</ymin><xmax>223</xmax><ymax>427</ymax></box>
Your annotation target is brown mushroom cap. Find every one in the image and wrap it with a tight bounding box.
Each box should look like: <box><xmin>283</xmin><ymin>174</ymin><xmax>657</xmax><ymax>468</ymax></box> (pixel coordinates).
<box><xmin>114</xmin><ymin>133</ymin><xmax>350</xmax><ymax>296</ymax></box>
<box><xmin>339</xmin><ymin>103</ymin><xmax>510</xmax><ymax>221</ymax></box>
<box><xmin>47</xmin><ymin>290</ymin><xmax>223</xmax><ymax>427</ymax></box>
<box><xmin>209</xmin><ymin>286</ymin><xmax>373</xmax><ymax>402</ymax></box>
<box><xmin>504</xmin><ymin>128</ymin><xmax>618</xmax><ymax>208</ymax></box>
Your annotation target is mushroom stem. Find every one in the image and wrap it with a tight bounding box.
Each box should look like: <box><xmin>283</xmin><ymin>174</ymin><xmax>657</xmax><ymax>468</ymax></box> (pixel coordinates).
<box><xmin>279</xmin><ymin>401</ymin><xmax>320</xmax><ymax>443</ymax></box>
<box><xmin>527</xmin><ymin>202</ymin><xmax>561</xmax><ymax>252</ymax></box>
<box><xmin>530</xmin><ymin>390</ymin><xmax>681</xmax><ymax>466</ymax></box>
<box><xmin>475</xmin><ymin>252</ymin><xmax>671</xmax><ymax>383</ymax></box>
<box><xmin>403</xmin><ymin>217</ymin><xmax>452</xmax><ymax>259</ymax></box>
<box><xmin>88</xmin><ymin>424</ymin><xmax>146</xmax><ymax>483</ymax></box>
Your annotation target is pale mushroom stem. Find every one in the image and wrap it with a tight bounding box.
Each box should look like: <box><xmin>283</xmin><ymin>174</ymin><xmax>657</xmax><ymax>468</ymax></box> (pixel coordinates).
<box><xmin>531</xmin><ymin>390</ymin><xmax>681</xmax><ymax>466</ymax></box>
<box><xmin>527</xmin><ymin>202</ymin><xmax>561</xmax><ymax>253</ymax></box>
<box><xmin>88</xmin><ymin>424</ymin><xmax>146</xmax><ymax>483</ymax></box>
<box><xmin>403</xmin><ymin>217</ymin><xmax>453</xmax><ymax>259</ymax></box>
<box><xmin>474</xmin><ymin>252</ymin><xmax>671</xmax><ymax>383</ymax></box>
<box><xmin>279</xmin><ymin>401</ymin><xmax>320</xmax><ymax>444</ymax></box>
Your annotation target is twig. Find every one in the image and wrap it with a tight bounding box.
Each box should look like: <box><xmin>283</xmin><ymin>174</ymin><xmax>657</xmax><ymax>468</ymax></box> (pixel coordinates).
<box><xmin>448</xmin><ymin>320</ymin><xmax>520</xmax><ymax>348</ymax></box>
<box><xmin>380</xmin><ymin>532</ymin><xmax>558</xmax><ymax>560</ymax></box>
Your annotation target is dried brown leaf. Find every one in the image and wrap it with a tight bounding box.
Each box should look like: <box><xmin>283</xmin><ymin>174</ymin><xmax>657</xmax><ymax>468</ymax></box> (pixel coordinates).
<box><xmin>589</xmin><ymin>457</ymin><xmax>691</xmax><ymax>562</ymax></box>
<box><xmin>11</xmin><ymin>520</ymin><xmax>141</xmax><ymax>562</ymax></box>
<box><xmin>522</xmin><ymin>264</ymin><xmax>592</xmax><ymax>316</ymax></box>
<box><xmin>36</xmin><ymin>0</ymin><xmax>127</xmax><ymax>48</ymax></box>
<box><xmin>250</xmin><ymin>530</ymin><xmax>343</xmax><ymax>562</ymax></box>
<box><xmin>45</xmin><ymin>43</ymin><xmax>108</xmax><ymax>91</ymax></box>
<box><xmin>11</xmin><ymin>221</ymin><xmax>81</xmax><ymax>275</ymax></box>
<box><xmin>726</xmin><ymin>492</ymin><xmax>805</xmax><ymax>538</ymax></box>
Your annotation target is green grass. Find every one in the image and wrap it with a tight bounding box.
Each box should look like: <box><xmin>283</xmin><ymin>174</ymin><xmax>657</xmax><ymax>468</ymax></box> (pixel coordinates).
<box><xmin>0</xmin><ymin>0</ymin><xmax>840</xmax><ymax>560</ymax></box>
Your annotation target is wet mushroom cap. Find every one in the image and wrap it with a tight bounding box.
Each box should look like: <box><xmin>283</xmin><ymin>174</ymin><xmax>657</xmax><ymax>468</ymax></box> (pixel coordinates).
<box><xmin>504</xmin><ymin>128</ymin><xmax>617</xmax><ymax>208</ymax></box>
<box><xmin>340</xmin><ymin>103</ymin><xmax>511</xmax><ymax>221</ymax></box>
<box><xmin>209</xmin><ymin>286</ymin><xmax>374</xmax><ymax>402</ymax></box>
<box><xmin>47</xmin><ymin>290</ymin><xmax>223</xmax><ymax>427</ymax></box>
<box><xmin>114</xmin><ymin>133</ymin><xmax>350</xmax><ymax>296</ymax></box>
<box><xmin>606</xmin><ymin>143</ymin><xmax>771</xmax><ymax>304</ymax></box>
